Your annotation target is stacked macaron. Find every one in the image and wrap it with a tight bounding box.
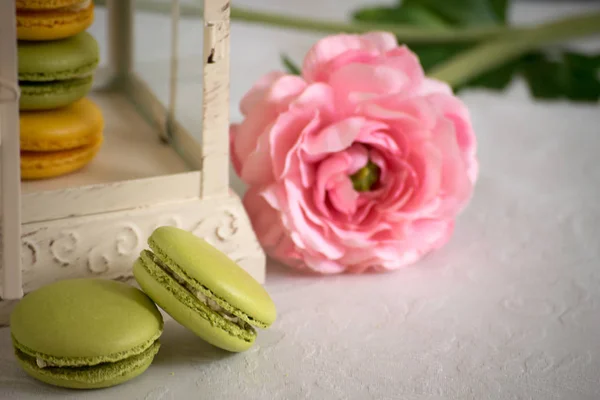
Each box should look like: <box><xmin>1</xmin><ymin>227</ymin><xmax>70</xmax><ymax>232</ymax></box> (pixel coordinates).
<box><xmin>16</xmin><ymin>0</ymin><xmax>103</xmax><ymax>180</ymax></box>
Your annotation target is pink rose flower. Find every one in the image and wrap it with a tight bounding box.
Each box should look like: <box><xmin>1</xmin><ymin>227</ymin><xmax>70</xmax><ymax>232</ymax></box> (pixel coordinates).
<box><xmin>230</xmin><ymin>32</ymin><xmax>478</xmax><ymax>274</ymax></box>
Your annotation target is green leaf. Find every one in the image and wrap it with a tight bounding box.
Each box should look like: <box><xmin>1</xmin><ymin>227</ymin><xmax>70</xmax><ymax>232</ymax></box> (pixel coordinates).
<box><xmin>280</xmin><ymin>54</ymin><xmax>301</xmax><ymax>75</ymax></box>
<box><xmin>352</xmin><ymin>5</ymin><xmax>449</xmax><ymax>28</ymax></box>
<box><xmin>489</xmin><ymin>0</ymin><xmax>509</xmax><ymax>22</ymax></box>
<box><xmin>456</xmin><ymin>55</ymin><xmax>522</xmax><ymax>91</ymax></box>
<box><xmin>352</xmin><ymin>0</ymin><xmax>599</xmax><ymax>102</ymax></box>
<box><xmin>352</xmin><ymin>0</ymin><xmax>512</xmax><ymax>91</ymax></box>
<box><xmin>401</xmin><ymin>0</ymin><xmax>508</xmax><ymax>25</ymax></box>
<box><xmin>520</xmin><ymin>51</ymin><xmax>600</xmax><ymax>102</ymax></box>
<box><xmin>407</xmin><ymin>44</ymin><xmax>468</xmax><ymax>72</ymax></box>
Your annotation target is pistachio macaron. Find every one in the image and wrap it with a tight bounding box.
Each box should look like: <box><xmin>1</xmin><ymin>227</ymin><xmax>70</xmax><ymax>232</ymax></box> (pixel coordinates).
<box><xmin>10</xmin><ymin>279</ymin><xmax>164</xmax><ymax>389</ymax></box>
<box><xmin>18</xmin><ymin>31</ymin><xmax>99</xmax><ymax>110</ymax></box>
<box><xmin>133</xmin><ymin>226</ymin><xmax>277</xmax><ymax>352</ymax></box>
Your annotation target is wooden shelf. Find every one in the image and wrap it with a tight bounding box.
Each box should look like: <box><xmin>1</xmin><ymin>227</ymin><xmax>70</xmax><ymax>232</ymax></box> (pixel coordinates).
<box><xmin>21</xmin><ymin>91</ymin><xmax>190</xmax><ymax>195</ymax></box>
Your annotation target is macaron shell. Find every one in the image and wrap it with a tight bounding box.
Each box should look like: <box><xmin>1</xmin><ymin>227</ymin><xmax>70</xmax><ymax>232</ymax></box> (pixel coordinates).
<box><xmin>20</xmin><ymin>133</ymin><xmax>102</xmax><ymax>180</ymax></box>
<box><xmin>18</xmin><ymin>31</ymin><xmax>99</xmax><ymax>81</ymax></box>
<box><xmin>17</xmin><ymin>0</ymin><xmax>84</xmax><ymax>9</ymax></box>
<box><xmin>15</xmin><ymin>345</ymin><xmax>157</xmax><ymax>389</ymax></box>
<box><xmin>17</xmin><ymin>2</ymin><xmax>94</xmax><ymax>41</ymax></box>
<box><xmin>134</xmin><ymin>259</ymin><xmax>255</xmax><ymax>352</ymax></box>
<box><xmin>20</xmin><ymin>97</ymin><xmax>104</xmax><ymax>151</ymax></box>
<box><xmin>10</xmin><ymin>279</ymin><xmax>163</xmax><ymax>361</ymax></box>
<box><xmin>19</xmin><ymin>76</ymin><xmax>93</xmax><ymax>110</ymax></box>
<box><xmin>149</xmin><ymin>226</ymin><xmax>277</xmax><ymax>327</ymax></box>
<box><xmin>17</xmin><ymin>359</ymin><xmax>153</xmax><ymax>390</ymax></box>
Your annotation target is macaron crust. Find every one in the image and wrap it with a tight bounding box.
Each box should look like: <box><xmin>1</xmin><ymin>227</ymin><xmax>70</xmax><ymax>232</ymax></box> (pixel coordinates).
<box><xmin>20</xmin><ymin>97</ymin><xmax>103</xmax><ymax>152</ymax></box>
<box><xmin>10</xmin><ymin>279</ymin><xmax>164</xmax><ymax>389</ymax></box>
<box><xmin>16</xmin><ymin>0</ymin><xmax>94</xmax><ymax>41</ymax></box>
<box><xmin>18</xmin><ymin>31</ymin><xmax>99</xmax><ymax>110</ymax></box>
<box><xmin>19</xmin><ymin>97</ymin><xmax>104</xmax><ymax>180</ymax></box>
<box><xmin>17</xmin><ymin>0</ymin><xmax>86</xmax><ymax>9</ymax></box>
<box><xmin>133</xmin><ymin>226</ymin><xmax>277</xmax><ymax>352</ymax></box>
<box><xmin>20</xmin><ymin>135</ymin><xmax>103</xmax><ymax>180</ymax></box>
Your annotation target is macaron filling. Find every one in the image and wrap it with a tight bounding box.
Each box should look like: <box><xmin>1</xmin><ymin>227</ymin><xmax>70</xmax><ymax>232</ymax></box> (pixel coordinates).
<box><xmin>21</xmin><ymin>342</ymin><xmax>159</xmax><ymax>370</ymax></box>
<box><xmin>19</xmin><ymin>67</ymin><xmax>96</xmax><ymax>83</ymax></box>
<box><xmin>14</xmin><ymin>341</ymin><xmax>161</xmax><ymax>385</ymax></box>
<box><xmin>166</xmin><ymin>265</ymin><xmax>249</xmax><ymax>327</ymax></box>
<box><xmin>12</xmin><ymin>328</ymin><xmax>163</xmax><ymax>369</ymax></box>
<box><xmin>140</xmin><ymin>249</ymin><xmax>256</xmax><ymax>334</ymax></box>
<box><xmin>17</xmin><ymin>0</ymin><xmax>88</xmax><ymax>10</ymax></box>
<box><xmin>60</xmin><ymin>0</ymin><xmax>92</xmax><ymax>11</ymax></box>
<box><xmin>36</xmin><ymin>358</ymin><xmax>55</xmax><ymax>368</ymax></box>
<box><xmin>147</xmin><ymin>237</ymin><xmax>271</xmax><ymax>329</ymax></box>
<box><xmin>17</xmin><ymin>0</ymin><xmax>92</xmax><ymax>15</ymax></box>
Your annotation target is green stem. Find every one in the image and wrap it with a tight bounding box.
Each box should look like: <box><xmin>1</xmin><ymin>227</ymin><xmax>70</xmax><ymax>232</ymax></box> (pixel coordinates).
<box><xmin>229</xmin><ymin>7</ymin><xmax>508</xmax><ymax>44</ymax></box>
<box><xmin>94</xmin><ymin>0</ymin><xmax>600</xmax><ymax>88</ymax></box>
<box><xmin>429</xmin><ymin>12</ymin><xmax>600</xmax><ymax>87</ymax></box>
<box><xmin>94</xmin><ymin>0</ymin><xmax>509</xmax><ymax>44</ymax></box>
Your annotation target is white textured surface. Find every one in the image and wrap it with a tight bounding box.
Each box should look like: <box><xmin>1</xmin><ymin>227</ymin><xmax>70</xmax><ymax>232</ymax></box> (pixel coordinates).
<box><xmin>2</xmin><ymin>0</ymin><xmax>600</xmax><ymax>398</ymax></box>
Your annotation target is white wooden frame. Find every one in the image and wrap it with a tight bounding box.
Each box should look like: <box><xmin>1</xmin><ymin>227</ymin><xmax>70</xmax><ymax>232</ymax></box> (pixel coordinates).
<box><xmin>0</xmin><ymin>0</ymin><xmax>266</xmax><ymax>325</ymax></box>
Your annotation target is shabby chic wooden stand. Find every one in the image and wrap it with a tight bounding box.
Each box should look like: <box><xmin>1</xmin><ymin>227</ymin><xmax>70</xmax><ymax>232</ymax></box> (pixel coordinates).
<box><xmin>0</xmin><ymin>0</ymin><xmax>266</xmax><ymax>326</ymax></box>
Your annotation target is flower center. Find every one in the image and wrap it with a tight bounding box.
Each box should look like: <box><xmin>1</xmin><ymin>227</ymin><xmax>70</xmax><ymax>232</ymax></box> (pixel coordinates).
<box><xmin>350</xmin><ymin>160</ymin><xmax>380</xmax><ymax>192</ymax></box>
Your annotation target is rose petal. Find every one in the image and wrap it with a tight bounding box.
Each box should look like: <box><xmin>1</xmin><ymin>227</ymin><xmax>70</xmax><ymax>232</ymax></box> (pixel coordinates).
<box><xmin>360</xmin><ymin>32</ymin><xmax>399</xmax><ymax>52</ymax></box>
<box><xmin>239</xmin><ymin>71</ymin><xmax>285</xmax><ymax>115</ymax></box>
<box><xmin>284</xmin><ymin>180</ymin><xmax>346</xmax><ymax>259</ymax></box>
<box><xmin>298</xmin><ymin>153</ymin><xmax>316</xmax><ymax>188</ymax></box>
<box><xmin>429</xmin><ymin>118</ymin><xmax>473</xmax><ymax>217</ymax></box>
<box><xmin>243</xmin><ymin>187</ymin><xmax>304</xmax><ymax>265</ymax></box>
<box><xmin>328</xmin><ymin>177</ymin><xmax>359</xmax><ymax>215</ymax></box>
<box><xmin>329</xmin><ymin>63</ymin><xmax>412</xmax><ymax>99</ymax></box>
<box><xmin>289</xmin><ymin>83</ymin><xmax>336</xmax><ymax>116</ymax></box>
<box><xmin>314</xmin><ymin>152</ymin><xmax>351</xmax><ymax>217</ymax></box>
<box><xmin>303</xmin><ymin>117</ymin><xmax>366</xmax><ymax>156</ymax></box>
<box><xmin>240</xmin><ymin>72</ymin><xmax>307</xmax><ymax>116</ymax></box>
<box><xmin>229</xmin><ymin>124</ymin><xmax>243</xmax><ymax>177</ymax></box>
<box><xmin>403</xmin><ymin>141</ymin><xmax>443</xmax><ymax>213</ymax></box>
<box><xmin>360</xmin><ymin>95</ymin><xmax>438</xmax><ymax>133</ymax></box>
<box><xmin>302</xmin><ymin>32</ymin><xmax>398</xmax><ymax>83</ymax></box>
<box><xmin>271</xmin><ymin>108</ymin><xmax>322</xmax><ymax>180</ymax></box>
<box><xmin>425</xmin><ymin>92</ymin><xmax>478</xmax><ymax>183</ymax></box>
<box><xmin>231</xmin><ymin>111</ymin><xmax>272</xmax><ymax>172</ymax></box>
<box><xmin>381</xmin><ymin>46</ymin><xmax>425</xmax><ymax>89</ymax></box>
<box><xmin>415</xmin><ymin>77</ymin><xmax>453</xmax><ymax>97</ymax></box>
<box><xmin>302</xmin><ymin>253</ymin><xmax>347</xmax><ymax>274</ymax></box>
<box><xmin>232</xmin><ymin>74</ymin><xmax>308</xmax><ymax>174</ymax></box>
<box><xmin>239</xmin><ymin>125</ymin><xmax>275</xmax><ymax>186</ymax></box>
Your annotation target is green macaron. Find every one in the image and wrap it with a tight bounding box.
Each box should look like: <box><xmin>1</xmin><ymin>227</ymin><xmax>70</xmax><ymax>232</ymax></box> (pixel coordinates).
<box><xmin>133</xmin><ymin>226</ymin><xmax>277</xmax><ymax>352</ymax></box>
<box><xmin>18</xmin><ymin>31</ymin><xmax>99</xmax><ymax>110</ymax></box>
<box><xmin>10</xmin><ymin>279</ymin><xmax>164</xmax><ymax>389</ymax></box>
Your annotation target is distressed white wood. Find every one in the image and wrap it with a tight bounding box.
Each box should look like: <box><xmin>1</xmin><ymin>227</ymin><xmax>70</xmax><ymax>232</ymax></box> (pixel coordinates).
<box><xmin>0</xmin><ymin>0</ymin><xmax>23</xmax><ymax>300</ymax></box>
<box><xmin>201</xmin><ymin>0</ymin><xmax>231</xmax><ymax>198</ymax></box>
<box><xmin>107</xmin><ymin>0</ymin><xmax>133</xmax><ymax>82</ymax></box>
<box><xmin>125</xmin><ymin>72</ymin><xmax>204</xmax><ymax>170</ymax></box>
<box><xmin>166</xmin><ymin>0</ymin><xmax>180</xmax><ymax>143</ymax></box>
<box><xmin>21</xmin><ymin>172</ymin><xmax>201</xmax><ymax>224</ymax></box>
<box><xmin>0</xmin><ymin>193</ymin><xmax>266</xmax><ymax>324</ymax></box>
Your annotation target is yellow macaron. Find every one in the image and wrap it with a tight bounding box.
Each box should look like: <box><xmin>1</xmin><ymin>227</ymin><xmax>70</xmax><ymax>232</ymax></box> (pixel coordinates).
<box><xmin>20</xmin><ymin>97</ymin><xmax>104</xmax><ymax>180</ymax></box>
<box><xmin>16</xmin><ymin>0</ymin><xmax>94</xmax><ymax>41</ymax></box>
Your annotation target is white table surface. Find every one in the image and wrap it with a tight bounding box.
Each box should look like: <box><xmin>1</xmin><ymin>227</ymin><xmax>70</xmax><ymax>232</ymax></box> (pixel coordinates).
<box><xmin>2</xmin><ymin>0</ymin><xmax>600</xmax><ymax>399</ymax></box>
